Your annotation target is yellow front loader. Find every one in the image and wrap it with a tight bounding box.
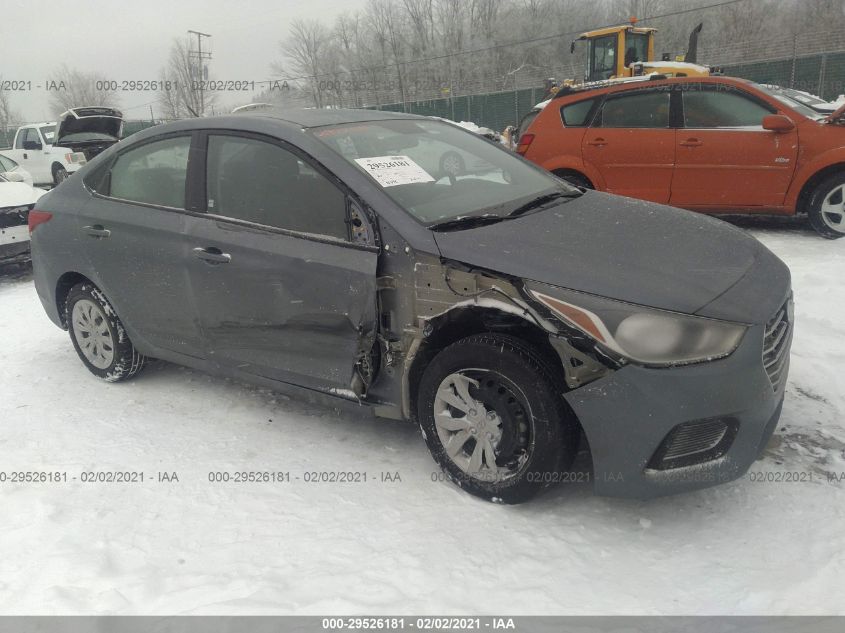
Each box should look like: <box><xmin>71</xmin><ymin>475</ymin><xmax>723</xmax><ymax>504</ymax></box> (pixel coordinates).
<box><xmin>569</xmin><ymin>20</ymin><xmax>710</xmax><ymax>84</ymax></box>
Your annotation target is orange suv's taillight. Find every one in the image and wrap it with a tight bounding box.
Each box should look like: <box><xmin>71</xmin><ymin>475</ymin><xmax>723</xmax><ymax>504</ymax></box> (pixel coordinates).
<box><xmin>516</xmin><ymin>133</ymin><xmax>535</xmax><ymax>155</ymax></box>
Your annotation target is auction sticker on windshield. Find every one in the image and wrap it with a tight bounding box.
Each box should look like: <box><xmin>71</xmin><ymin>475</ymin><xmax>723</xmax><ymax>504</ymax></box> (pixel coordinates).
<box><xmin>354</xmin><ymin>155</ymin><xmax>435</xmax><ymax>187</ymax></box>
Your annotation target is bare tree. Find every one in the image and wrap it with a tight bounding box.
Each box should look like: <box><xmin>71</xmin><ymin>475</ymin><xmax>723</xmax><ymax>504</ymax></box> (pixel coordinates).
<box><xmin>47</xmin><ymin>65</ymin><xmax>120</xmax><ymax>116</ymax></box>
<box><xmin>0</xmin><ymin>81</ymin><xmax>22</xmax><ymax>147</ymax></box>
<box><xmin>280</xmin><ymin>19</ymin><xmax>331</xmax><ymax>108</ymax></box>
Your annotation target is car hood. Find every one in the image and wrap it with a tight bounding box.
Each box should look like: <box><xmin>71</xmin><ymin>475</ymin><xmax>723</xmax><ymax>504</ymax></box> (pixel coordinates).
<box><xmin>0</xmin><ymin>182</ymin><xmax>45</xmax><ymax>208</ymax></box>
<box><xmin>56</xmin><ymin>107</ymin><xmax>123</xmax><ymax>142</ymax></box>
<box><xmin>432</xmin><ymin>191</ymin><xmax>785</xmax><ymax>322</ymax></box>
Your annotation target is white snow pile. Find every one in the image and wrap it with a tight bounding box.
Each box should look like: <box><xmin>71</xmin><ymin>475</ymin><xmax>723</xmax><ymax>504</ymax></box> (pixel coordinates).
<box><xmin>0</xmin><ymin>222</ymin><xmax>844</xmax><ymax>615</ymax></box>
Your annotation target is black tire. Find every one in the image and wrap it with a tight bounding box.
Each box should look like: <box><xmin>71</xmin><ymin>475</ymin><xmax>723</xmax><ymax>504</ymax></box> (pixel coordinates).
<box><xmin>439</xmin><ymin>151</ymin><xmax>466</xmax><ymax>177</ymax></box>
<box><xmin>417</xmin><ymin>333</ymin><xmax>579</xmax><ymax>504</ymax></box>
<box><xmin>53</xmin><ymin>165</ymin><xmax>68</xmax><ymax>186</ymax></box>
<box><xmin>554</xmin><ymin>171</ymin><xmax>593</xmax><ymax>190</ymax></box>
<box><xmin>807</xmin><ymin>173</ymin><xmax>845</xmax><ymax>239</ymax></box>
<box><xmin>65</xmin><ymin>282</ymin><xmax>146</xmax><ymax>382</ymax></box>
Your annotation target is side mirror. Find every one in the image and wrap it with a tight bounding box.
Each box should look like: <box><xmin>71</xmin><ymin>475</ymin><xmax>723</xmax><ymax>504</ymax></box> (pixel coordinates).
<box><xmin>22</xmin><ymin>140</ymin><xmax>42</xmax><ymax>151</ymax></box>
<box><xmin>2</xmin><ymin>171</ymin><xmax>24</xmax><ymax>182</ymax></box>
<box><xmin>762</xmin><ymin>115</ymin><xmax>795</xmax><ymax>133</ymax></box>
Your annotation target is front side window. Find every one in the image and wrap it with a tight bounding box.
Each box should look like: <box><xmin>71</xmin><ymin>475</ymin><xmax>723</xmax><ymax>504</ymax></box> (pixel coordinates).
<box><xmin>0</xmin><ymin>155</ymin><xmax>15</xmax><ymax>171</ymax></box>
<box><xmin>24</xmin><ymin>128</ymin><xmax>41</xmax><ymax>147</ymax></box>
<box><xmin>311</xmin><ymin>119</ymin><xmax>570</xmax><ymax>225</ymax></box>
<box><xmin>596</xmin><ymin>91</ymin><xmax>670</xmax><ymax>128</ymax></box>
<box><xmin>561</xmin><ymin>99</ymin><xmax>597</xmax><ymax>126</ymax></box>
<box><xmin>109</xmin><ymin>136</ymin><xmax>191</xmax><ymax>208</ymax></box>
<box><xmin>683</xmin><ymin>88</ymin><xmax>774</xmax><ymax>128</ymax></box>
<box><xmin>589</xmin><ymin>35</ymin><xmax>617</xmax><ymax>81</ymax></box>
<box><xmin>205</xmin><ymin>135</ymin><xmax>348</xmax><ymax>240</ymax></box>
<box><xmin>624</xmin><ymin>32</ymin><xmax>650</xmax><ymax>67</ymax></box>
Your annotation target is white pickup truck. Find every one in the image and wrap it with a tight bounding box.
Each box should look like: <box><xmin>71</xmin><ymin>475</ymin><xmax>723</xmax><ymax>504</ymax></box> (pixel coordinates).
<box><xmin>1</xmin><ymin>107</ymin><xmax>123</xmax><ymax>187</ymax></box>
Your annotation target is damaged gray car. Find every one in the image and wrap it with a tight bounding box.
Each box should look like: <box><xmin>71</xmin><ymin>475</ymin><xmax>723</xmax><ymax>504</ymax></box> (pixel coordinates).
<box><xmin>29</xmin><ymin>109</ymin><xmax>792</xmax><ymax>503</ymax></box>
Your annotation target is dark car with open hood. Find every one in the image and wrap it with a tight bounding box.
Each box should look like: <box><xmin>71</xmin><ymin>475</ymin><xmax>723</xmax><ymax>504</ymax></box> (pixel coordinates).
<box><xmin>29</xmin><ymin>108</ymin><xmax>792</xmax><ymax>503</ymax></box>
<box><xmin>55</xmin><ymin>106</ymin><xmax>123</xmax><ymax>161</ymax></box>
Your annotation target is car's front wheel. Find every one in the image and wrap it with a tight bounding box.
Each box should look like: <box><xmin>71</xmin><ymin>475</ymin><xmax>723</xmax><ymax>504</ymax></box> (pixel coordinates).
<box><xmin>808</xmin><ymin>173</ymin><xmax>845</xmax><ymax>239</ymax></box>
<box><xmin>417</xmin><ymin>334</ymin><xmax>579</xmax><ymax>504</ymax></box>
<box><xmin>66</xmin><ymin>282</ymin><xmax>146</xmax><ymax>381</ymax></box>
<box><xmin>53</xmin><ymin>165</ymin><xmax>68</xmax><ymax>186</ymax></box>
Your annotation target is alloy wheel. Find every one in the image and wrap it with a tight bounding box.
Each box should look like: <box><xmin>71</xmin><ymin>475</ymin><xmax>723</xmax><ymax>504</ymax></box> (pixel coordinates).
<box><xmin>821</xmin><ymin>184</ymin><xmax>845</xmax><ymax>233</ymax></box>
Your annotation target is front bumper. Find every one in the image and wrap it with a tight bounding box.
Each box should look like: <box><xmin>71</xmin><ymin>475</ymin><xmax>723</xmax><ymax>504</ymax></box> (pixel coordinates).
<box><xmin>0</xmin><ymin>221</ymin><xmax>30</xmax><ymax>263</ymax></box>
<box><xmin>564</xmin><ymin>318</ymin><xmax>791</xmax><ymax>499</ymax></box>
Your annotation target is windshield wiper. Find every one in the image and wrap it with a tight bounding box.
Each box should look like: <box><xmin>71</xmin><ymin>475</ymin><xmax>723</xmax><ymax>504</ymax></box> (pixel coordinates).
<box><xmin>507</xmin><ymin>190</ymin><xmax>582</xmax><ymax>218</ymax></box>
<box><xmin>429</xmin><ymin>214</ymin><xmax>508</xmax><ymax>232</ymax></box>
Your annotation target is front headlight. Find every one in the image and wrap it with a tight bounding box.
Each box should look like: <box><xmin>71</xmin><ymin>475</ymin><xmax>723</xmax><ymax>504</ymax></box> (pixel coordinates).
<box><xmin>530</xmin><ymin>286</ymin><xmax>747</xmax><ymax>367</ymax></box>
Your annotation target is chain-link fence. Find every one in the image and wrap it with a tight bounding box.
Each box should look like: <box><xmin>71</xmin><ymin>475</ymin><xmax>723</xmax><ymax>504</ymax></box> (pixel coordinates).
<box><xmin>360</xmin><ymin>27</ymin><xmax>845</xmax><ymax>134</ymax></box>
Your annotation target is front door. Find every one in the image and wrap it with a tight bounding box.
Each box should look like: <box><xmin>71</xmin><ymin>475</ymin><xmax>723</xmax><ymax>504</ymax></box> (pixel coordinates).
<box><xmin>185</xmin><ymin>132</ymin><xmax>378</xmax><ymax>392</ymax></box>
<box><xmin>582</xmin><ymin>88</ymin><xmax>676</xmax><ymax>203</ymax></box>
<box><xmin>670</xmin><ymin>84</ymin><xmax>799</xmax><ymax>209</ymax></box>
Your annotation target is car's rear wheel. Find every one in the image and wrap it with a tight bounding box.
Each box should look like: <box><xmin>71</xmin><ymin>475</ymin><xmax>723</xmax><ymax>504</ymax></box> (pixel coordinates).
<box><xmin>416</xmin><ymin>333</ymin><xmax>579</xmax><ymax>504</ymax></box>
<box><xmin>554</xmin><ymin>170</ymin><xmax>593</xmax><ymax>190</ymax></box>
<box><xmin>808</xmin><ymin>174</ymin><xmax>845</xmax><ymax>239</ymax></box>
<box><xmin>66</xmin><ymin>282</ymin><xmax>146</xmax><ymax>381</ymax></box>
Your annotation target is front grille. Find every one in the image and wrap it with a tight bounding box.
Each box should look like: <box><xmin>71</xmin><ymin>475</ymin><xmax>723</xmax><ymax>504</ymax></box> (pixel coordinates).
<box><xmin>763</xmin><ymin>299</ymin><xmax>792</xmax><ymax>392</ymax></box>
<box><xmin>647</xmin><ymin>418</ymin><xmax>738</xmax><ymax>470</ymax></box>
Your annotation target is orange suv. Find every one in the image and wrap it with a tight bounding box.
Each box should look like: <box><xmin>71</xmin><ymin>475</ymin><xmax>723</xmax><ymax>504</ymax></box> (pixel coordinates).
<box><xmin>518</xmin><ymin>76</ymin><xmax>845</xmax><ymax>238</ymax></box>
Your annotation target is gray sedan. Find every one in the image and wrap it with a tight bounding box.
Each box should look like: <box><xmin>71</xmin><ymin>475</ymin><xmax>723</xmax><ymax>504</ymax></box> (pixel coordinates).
<box><xmin>29</xmin><ymin>108</ymin><xmax>792</xmax><ymax>503</ymax></box>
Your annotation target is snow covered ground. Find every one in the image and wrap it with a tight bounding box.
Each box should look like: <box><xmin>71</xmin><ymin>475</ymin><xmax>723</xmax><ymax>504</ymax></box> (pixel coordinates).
<box><xmin>1</xmin><ymin>216</ymin><xmax>844</xmax><ymax>615</ymax></box>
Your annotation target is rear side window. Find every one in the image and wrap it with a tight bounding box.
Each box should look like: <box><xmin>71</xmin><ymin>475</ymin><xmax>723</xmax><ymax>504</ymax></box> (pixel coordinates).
<box><xmin>517</xmin><ymin>110</ymin><xmax>539</xmax><ymax>140</ymax></box>
<box><xmin>683</xmin><ymin>88</ymin><xmax>774</xmax><ymax>128</ymax></box>
<box><xmin>14</xmin><ymin>130</ymin><xmax>28</xmax><ymax>149</ymax></box>
<box><xmin>109</xmin><ymin>136</ymin><xmax>191</xmax><ymax>208</ymax></box>
<box><xmin>596</xmin><ymin>91</ymin><xmax>670</xmax><ymax>128</ymax></box>
<box><xmin>205</xmin><ymin>135</ymin><xmax>348</xmax><ymax>240</ymax></box>
<box><xmin>561</xmin><ymin>99</ymin><xmax>597</xmax><ymax>126</ymax></box>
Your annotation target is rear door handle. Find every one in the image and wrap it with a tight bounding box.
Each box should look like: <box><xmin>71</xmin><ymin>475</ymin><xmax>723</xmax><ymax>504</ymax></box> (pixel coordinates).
<box><xmin>82</xmin><ymin>225</ymin><xmax>111</xmax><ymax>238</ymax></box>
<box><xmin>587</xmin><ymin>138</ymin><xmax>607</xmax><ymax>146</ymax></box>
<box><xmin>681</xmin><ymin>138</ymin><xmax>703</xmax><ymax>147</ymax></box>
<box><xmin>193</xmin><ymin>246</ymin><xmax>231</xmax><ymax>264</ymax></box>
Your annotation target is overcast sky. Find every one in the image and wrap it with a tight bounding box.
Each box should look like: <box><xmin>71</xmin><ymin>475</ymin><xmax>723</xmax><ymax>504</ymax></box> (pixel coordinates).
<box><xmin>5</xmin><ymin>0</ymin><xmax>364</xmax><ymax>122</ymax></box>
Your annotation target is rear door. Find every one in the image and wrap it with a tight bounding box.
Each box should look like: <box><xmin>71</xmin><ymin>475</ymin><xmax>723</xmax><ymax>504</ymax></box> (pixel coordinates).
<box><xmin>185</xmin><ymin>131</ymin><xmax>378</xmax><ymax>393</ymax></box>
<box><xmin>582</xmin><ymin>88</ymin><xmax>676</xmax><ymax>203</ymax></box>
<box><xmin>77</xmin><ymin>133</ymin><xmax>207</xmax><ymax>359</ymax></box>
<box><xmin>670</xmin><ymin>84</ymin><xmax>798</xmax><ymax>208</ymax></box>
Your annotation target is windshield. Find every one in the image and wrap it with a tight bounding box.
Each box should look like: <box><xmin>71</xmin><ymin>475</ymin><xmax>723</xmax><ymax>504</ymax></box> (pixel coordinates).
<box><xmin>40</xmin><ymin>125</ymin><xmax>57</xmax><ymax>145</ymax></box>
<box><xmin>755</xmin><ymin>83</ymin><xmax>827</xmax><ymax>120</ymax></box>
<box><xmin>57</xmin><ymin>131</ymin><xmax>120</xmax><ymax>142</ymax></box>
<box><xmin>310</xmin><ymin>119</ymin><xmax>573</xmax><ymax>225</ymax></box>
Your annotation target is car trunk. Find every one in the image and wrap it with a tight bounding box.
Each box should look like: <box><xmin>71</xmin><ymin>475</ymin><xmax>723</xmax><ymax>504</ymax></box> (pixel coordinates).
<box><xmin>54</xmin><ymin>107</ymin><xmax>123</xmax><ymax>160</ymax></box>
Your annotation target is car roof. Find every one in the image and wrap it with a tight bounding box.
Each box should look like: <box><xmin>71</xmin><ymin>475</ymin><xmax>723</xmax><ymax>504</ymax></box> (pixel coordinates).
<box><xmin>232</xmin><ymin>107</ymin><xmax>427</xmax><ymax>128</ymax></box>
<box><xmin>552</xmin><ymin>75</ymin><xmax>752</xmax><ymax>102</ymax></box>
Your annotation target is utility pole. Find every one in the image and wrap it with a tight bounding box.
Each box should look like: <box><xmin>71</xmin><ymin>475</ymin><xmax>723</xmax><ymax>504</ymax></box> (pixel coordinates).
<box><xmin>187</xmin><ymin>30</ymin><xmax>212</xmax><ymax>116</ymax></box>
